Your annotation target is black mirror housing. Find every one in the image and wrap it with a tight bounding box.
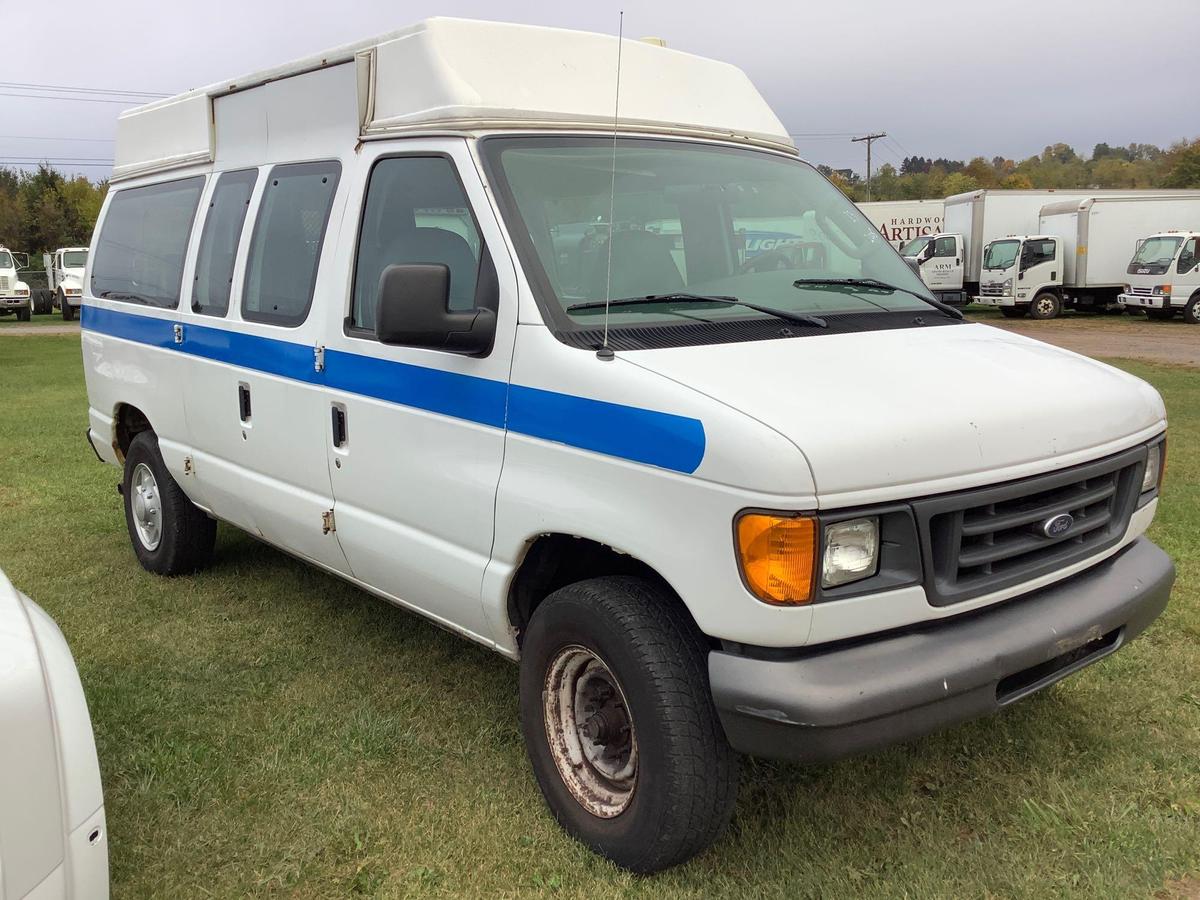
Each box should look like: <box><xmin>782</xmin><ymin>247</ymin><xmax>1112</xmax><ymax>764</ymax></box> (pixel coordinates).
<box><xmin>375</xmin><ymin>264</ymin><xmax>496</xmax><ymax>355</ymax></box>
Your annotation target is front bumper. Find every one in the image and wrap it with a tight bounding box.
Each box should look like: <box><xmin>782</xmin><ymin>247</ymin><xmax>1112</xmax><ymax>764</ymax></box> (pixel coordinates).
<box><xmin>1118</xmin><ymin>292</ymin><xmax>1170</xmax><ymax>309</ymax></box>
<box><xmin>0</xmin><ymin>295</ymin><xmax>31</xmax><ymax>308</ymax></box>
<box><xmin>709</xmin><ymin>537</ymin><xmax>1174</xmax><ymax>763</ymax></box>
<box><xmin>974</xmin><ymin>294</ymin><xmax>1016</xmax><ymax>307</ymax></box>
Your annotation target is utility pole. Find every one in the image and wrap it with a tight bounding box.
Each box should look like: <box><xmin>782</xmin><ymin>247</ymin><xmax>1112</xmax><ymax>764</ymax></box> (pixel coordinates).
<box><xmin>851</xmin><ymin>133</ymin><xmax>887</xmax><ymax>202</ymax></box>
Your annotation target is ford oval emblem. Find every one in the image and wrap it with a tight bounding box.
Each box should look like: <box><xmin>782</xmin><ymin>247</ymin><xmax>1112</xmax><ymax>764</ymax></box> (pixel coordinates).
<box><xmin>1042</xmin><ymin>513</ymin><xmax>1074</xmax><ymax>538</ymax></box>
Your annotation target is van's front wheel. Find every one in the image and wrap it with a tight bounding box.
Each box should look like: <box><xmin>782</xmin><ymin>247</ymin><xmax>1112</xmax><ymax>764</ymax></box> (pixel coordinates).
<box><xmin>518</xmin><ymin>577</ymin><xmax>738</xmax><ymax>873</ymax></box>
<box><xmin>122</xmin><ymin>431</ymin><xmax>216</xmax><ymax>575</ymax></box>
<box><xmin>1029</xmin><ymin>293</ymin><xmax>1062</xmax><ymax>319</ymax></box>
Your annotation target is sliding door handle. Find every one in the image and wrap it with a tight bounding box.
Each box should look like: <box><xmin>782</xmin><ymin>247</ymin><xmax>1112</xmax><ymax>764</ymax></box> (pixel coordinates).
<box><xmin>331</xmin><ymin>405</ymin><xmax>348</xmax><ymax>448</ymax></box>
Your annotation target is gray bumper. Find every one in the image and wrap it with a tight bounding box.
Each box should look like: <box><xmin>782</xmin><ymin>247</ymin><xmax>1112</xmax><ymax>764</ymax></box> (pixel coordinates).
<box><xmin>709</xmin><ymin>538</ymin><xmax>1174</xmax><ymax>763</ymax></box>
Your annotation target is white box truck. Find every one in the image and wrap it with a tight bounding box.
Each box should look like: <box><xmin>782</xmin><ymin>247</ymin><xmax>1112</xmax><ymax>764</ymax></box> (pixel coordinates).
<box><xmin>1119</xmin><ymin>231</ymin><xmax>1200</xmax><ymax>323</ymax></box>
<box><xmin>0</xmin><ymin>246</ymin><xmax>33</xmax><ymax>320</ymax></box>
<box><xmin>855</xmin><ymin>199</ymin><xmax>944</xmax><ymax>251</ymax></box>
<box><xmin>909</xmin><ymin>189</ymin><xmax>1199</xmax><ymax>306</ymax></box>
<box><xmin>46</xmin><ymin>247</ymin><xmax>89</xmax><ymax>320</ymax></box>
<box><xmin>974</xmin><ymin>194</ymin><xmax>1200</xmax><ymax>318</ymax></box>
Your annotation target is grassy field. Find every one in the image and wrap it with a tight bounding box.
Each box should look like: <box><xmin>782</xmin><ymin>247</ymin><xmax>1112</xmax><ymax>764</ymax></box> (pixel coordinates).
<box><xmin>0</xmin><ymin>311</ymin><xmax>73</xmax><ymax>328</ymax></box>
<box><xmin>1</xmin><ymin>335</ymin><xmax>1197</xmax><ymax>898</ymax></box>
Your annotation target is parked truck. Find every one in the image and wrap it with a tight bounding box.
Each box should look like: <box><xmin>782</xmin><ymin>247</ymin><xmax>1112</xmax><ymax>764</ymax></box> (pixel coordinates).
<box><xmin>856</xmin><ymin>199</ymin><xmax>944</xmax><ymax>251</ymax></box>
<box><xmin>0</xmin><ymin>246</ymin><xmax>33</xmax><ymax>320</ymax></box>
<box><xmin>1119</xmin><ymin>231</ymin><xmax>1200</xmax><ymax>324</ymax></box>
<box><xmin>46</xmin><ymin>247</ymin><xmax>89</xmax><ymax>320</ymax></box>
<box><xmin>975</xmin><ymin>194</ymin><xmax>1200</xmax><ymax>318</ymax></box>
<box><xmin>908</xmin><ymin>189</ymin><xmax>1199</xmax><ymax>306</ymax></box>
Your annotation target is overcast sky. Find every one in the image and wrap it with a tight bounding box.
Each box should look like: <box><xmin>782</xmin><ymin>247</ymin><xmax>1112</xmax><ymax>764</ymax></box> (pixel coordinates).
<box><xmin>4</xmin><ymin>0</ymin><xmax>1195</xmax><ymax>181</ymax></box>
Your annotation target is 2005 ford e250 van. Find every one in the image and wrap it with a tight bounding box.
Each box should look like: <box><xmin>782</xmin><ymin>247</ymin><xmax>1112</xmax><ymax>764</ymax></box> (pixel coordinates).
<box><xmin>81</xmin><ymin>18</ymin><xmax>1174</xmax><ymax>873</ymax></box>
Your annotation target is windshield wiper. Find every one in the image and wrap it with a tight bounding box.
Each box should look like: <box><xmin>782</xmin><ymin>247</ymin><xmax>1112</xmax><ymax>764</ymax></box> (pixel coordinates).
<box><xmin>566</xmin><ymin>293</ymin><xmax>827</xmax><ymax>328</ymax></box>
<box><xmin>792</xmin><ymin>277</ymin><xmax>964</xmax><ymax>319</ymax></box>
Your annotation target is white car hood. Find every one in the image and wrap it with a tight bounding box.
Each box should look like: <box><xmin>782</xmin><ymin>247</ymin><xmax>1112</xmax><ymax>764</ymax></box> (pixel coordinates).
<box><xmin>626</xmin><ymin>322</ymin><xmax>1166</xmax><ymax>506</ymax></box>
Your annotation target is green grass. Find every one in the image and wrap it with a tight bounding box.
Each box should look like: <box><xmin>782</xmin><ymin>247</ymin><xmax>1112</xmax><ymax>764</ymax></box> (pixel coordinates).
<box><xmin>1</xmin><ymin>336</ymin><xmax>1197</xmax><ymax>898</ymax></box>
<box><xmin>963</xmin><ymin>305</ymin><xmax>1154</xmax><ymax>326</ymax></box>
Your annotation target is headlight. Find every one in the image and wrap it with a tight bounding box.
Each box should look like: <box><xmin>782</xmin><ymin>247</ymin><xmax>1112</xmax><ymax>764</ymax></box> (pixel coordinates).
<box><xmin>16</xmin><ymin>288</ymin><xmax>28</xmax><ymax>296</ymax></box>
<box><xmin>1001</xmin><ymin>278</ymin><xmax>1013</xmax><ymax>296</ymax></box>
<box><xmin>735</xmin><ymin>513</ymin><xmax>816</xmax><ymax>604</ymax></box>
<box><xmin>1142</xmin><ymin>442</ymin><xmax>1165</xmax><ymax>493</ymax></box>
<box><xmin>1123</xmin><ymin>284</ymin><xmax>1131</xmax><ymax>293</ymax></box>
<box><xmin>67</xmin><ymin>288</ymin><xmax>81</xmax><ymax>296</ymax></box>
<box><xmin>1153</xmin><ymin>284</ymin><xmax>1171</xmax><ymax>296</ymax></box>
<box><xmin>821</xmin><ymin>517</ymin><xmax>879</xmax><ymax>588</ymax></box>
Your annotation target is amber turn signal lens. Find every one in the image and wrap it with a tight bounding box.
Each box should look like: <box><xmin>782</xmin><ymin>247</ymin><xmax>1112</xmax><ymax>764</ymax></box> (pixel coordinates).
<box><xmin>735</xmin><ymin>513</ymin><xmax>816</xmax><ymax>605</ymax></box>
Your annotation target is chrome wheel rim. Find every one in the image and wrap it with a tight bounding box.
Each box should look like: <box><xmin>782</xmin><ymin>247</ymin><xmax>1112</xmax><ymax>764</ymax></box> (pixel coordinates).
<box><xmin>543</xmin><ymin>645</ymin><xmax>638</xmax><ymax>818</ymax></box>
<box><xmin>1035</xmin><ymin>296</ymin><xmax>1056</xmax><ymax>317</ymax></box>
<box><xmin>130</xmin><ymin>463</ymin><xmax>162</xmax><ymax>551</ymax></box>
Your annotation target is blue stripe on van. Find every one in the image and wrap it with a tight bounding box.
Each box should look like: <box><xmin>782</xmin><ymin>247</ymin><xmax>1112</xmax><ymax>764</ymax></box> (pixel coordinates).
<box><xmin>80</xmin><ymin>305</ymin><xmax>706</xmax><ymax>474</ymax></box>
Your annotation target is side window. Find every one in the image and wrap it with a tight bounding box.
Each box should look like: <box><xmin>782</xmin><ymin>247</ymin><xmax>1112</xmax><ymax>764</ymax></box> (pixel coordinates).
<box><xmin>242</xmin><ymin>161</ymin><xmax>341</xmax><ymax>327</ymax></box>
<box><xmin>351</xmin><ymin>156</ymin><xmax>483</xmax><ymax>331</ymax></box>
<box><xmin>192</xmin><ymin>169</ymin><xmax>258</xmax><ymax>317</ymax></box>
<box><xmin>1178</xmin><ymin>238</ymin><xmax>1198</xmax><ymax>273</ymax></box>
<box><xmin>932</xmin><ymin>236</ymin><xmax>956</xmax><ymax>258</ymax></box>
<box><xmin>91</xmin><ymin>176</ymin><xmax>205</xmax><ymax>307</ymax></box>
<box><xmin>1021</xmin><ymin>240</ymin><xmax>1055</xmax><ymax>269</ymax></box>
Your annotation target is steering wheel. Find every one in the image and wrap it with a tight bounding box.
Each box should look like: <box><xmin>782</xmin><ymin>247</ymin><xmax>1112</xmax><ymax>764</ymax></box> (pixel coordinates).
<box><xmin>738</xmin><ymin>247</ymin><xmax>799</xmax><ymax>273</ymax></box>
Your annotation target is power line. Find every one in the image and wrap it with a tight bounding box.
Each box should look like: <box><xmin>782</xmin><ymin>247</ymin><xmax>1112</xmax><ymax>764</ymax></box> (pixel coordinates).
<box><xmin>0</xmin><ymin>134</ymin><xmax>115</xmax><ymax>143</ymax></box>
<box><xmin>0</xmin><ymin>80</ymin><xmax>167</xmax><ymax>98</ymax></box>
<box><xmin>0</xmin><ymin>91</ymin><xmax>146</xmax><ymax>105</ymax></box>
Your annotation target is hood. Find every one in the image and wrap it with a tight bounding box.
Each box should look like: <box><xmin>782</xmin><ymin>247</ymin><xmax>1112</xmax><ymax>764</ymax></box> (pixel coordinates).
<box><xmin>625</xmin><ymin>322</ymin><xmax>1165</xmax><ymax>506</ymax></box>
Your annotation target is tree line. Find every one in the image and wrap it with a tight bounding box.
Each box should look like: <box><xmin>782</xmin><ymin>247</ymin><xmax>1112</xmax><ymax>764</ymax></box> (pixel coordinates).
<box><xmin>0</xmin><ymin>164</ymin><xmax>108</xmax><ymax>270</ymax></box>
<box><xmin>822</xmin><ymin>138</ymin><xmax>1200</xmax><ymax>202</ymax></box>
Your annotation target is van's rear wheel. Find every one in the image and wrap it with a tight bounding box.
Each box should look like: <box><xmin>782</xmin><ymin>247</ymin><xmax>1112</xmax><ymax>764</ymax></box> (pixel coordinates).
<box><xmin>1029</xmin><ymin>293</ymin><xmax>1061</xmax><ymax>319</ymax></box>
<box><xmin>518</xmin><ymin>576</ymin><xmax>738</xmax><ymax>873</ymax></box>
<box><xmin>1000</xmin><ymin>306</ymin><xmax>1027</xmax><ymax>319</ymax></box>
<box><xmin>122</xmin><ymin>431</ymin><xmax>215</xmax><ymax>575</ymax></box>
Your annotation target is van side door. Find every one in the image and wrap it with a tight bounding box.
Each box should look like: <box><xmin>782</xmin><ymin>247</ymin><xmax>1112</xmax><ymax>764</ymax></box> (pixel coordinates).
<box><xmin>177</xmin><ymin>162</ymin><xmax>352</xmax><ymax>574</ymax></box>
<box><xmin>319</xmin><ymin>141</ymin><xmax>517</xmax><ymax>643</ymax></box>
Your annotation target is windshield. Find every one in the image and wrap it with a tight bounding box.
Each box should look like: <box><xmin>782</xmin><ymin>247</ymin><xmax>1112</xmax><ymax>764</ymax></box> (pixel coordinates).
<box><xmin>0</xmin><ymin>250</ymin><xmax>12</xmax><ymax>269</ymax></box>
<box><xmin>899</xmin><ymin>235</ymin><xmax>933</xmax><ymax>257</ymax></box>
<box><xmin>1131</xmin><ymin>236</ymin><xmax>1182</xmax><ymax>266</ymax></box>
<box><xmin>63</xmin><ymin>249</ymin><xmax>87</xmax><ymax>268</ymax></box>
<box><xmin>983</xmin><ymin>240</ymin><xmax>1020</xmax><ymax>271</ymax></box>
<box><xmin>483</xmin><ymin>137</ymin><xmax>934</xmax><ymax>336</ymax></box>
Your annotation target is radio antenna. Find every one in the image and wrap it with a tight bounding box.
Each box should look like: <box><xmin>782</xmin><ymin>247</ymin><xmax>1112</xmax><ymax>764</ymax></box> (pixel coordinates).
<box><xmin>597</xmin><ymin>10</ymin><xmax>624</xmax><ymax>362</ymax></box>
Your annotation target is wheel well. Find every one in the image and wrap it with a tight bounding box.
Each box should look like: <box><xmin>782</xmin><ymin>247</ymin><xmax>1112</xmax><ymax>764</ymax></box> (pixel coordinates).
<box><xmin>507</xmin><ymin>534</ymin><xmax>688</xmax><ymax>646</ymax></box>
<box><xmin>114</xmin><ymin>404</ymin><xmax>152</xmax><ymax>461</ymax></box>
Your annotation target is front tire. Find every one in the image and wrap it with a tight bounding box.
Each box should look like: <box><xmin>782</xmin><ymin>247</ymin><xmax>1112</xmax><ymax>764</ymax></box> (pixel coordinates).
<box><xmin>519</xmin><ymin>577</ymin><xmax>737</xmax><ymax>873</ymax></box>
<box><xmin>60</xmin><ymin>293</ymin><xmax>75</xmax><ymax>321</ymax></box>
<box><xmin>1029</xmin><ymin>292</ymin><xmax>1061</xmax><ymax>319</ymax></box>
<box><xmin>1000</xmin><ymin>306</ymin><xmax>1027</xmax><ymax>319</ymax></box>
<box><xmin>122</xmin><ymin>431</ymin><xmax>216</xmax><ymax>575</ymax></box>
<box><xmin>1184</xmin><ymin>296</ymin><xmax>1200</xmax><ymax>326</ymax></box>
<box><xmin>1147</xmin><ymin>308</ymin><xmax>1176</xmax><ymax>321</ymax></box>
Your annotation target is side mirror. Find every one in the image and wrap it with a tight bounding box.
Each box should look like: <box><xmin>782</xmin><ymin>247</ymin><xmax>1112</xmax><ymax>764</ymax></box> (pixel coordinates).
<box><xmin>375</xmin><ymin>264</ymin><xmax>496</xmax><ymax>355</ymax></box>
<box><xmin>918</xmin><ymin>245</ymin><xmax>933</xmax><ymax>263</ymax></box>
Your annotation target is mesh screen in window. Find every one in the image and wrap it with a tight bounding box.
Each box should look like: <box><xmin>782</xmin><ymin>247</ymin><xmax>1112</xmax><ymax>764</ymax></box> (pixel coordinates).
<box><xmin>91</xmin><ymin>176</ymin><xmax>205</xmax><ymax>307</ymax></box>
<box><xmin>242</xmin><ymin>161</ymin><xmax>340</xmax><ymax>327</ymax></box>
<box><xmin>192</xmin><ymin>169</ymin><xmax>258</xmax><ymax>317</ymax></box>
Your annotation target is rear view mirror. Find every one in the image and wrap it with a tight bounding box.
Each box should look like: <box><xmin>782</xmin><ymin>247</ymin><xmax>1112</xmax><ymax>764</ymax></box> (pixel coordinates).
<box><xmin>375</xmin><ymin>264</ymin><xmax>496</xmax><ymax>355</ymax></box>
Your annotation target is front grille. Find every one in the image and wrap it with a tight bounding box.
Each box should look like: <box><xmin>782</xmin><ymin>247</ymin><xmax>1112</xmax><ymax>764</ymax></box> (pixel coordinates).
<box><xmin>979</xmin><ymin>283</ymin><xmax>1005</xmax><ymax>296</ymax></box>
<box><xmin>1129</xmin><ymin>286</ymin><xmax>1153</xmax><ymax>296</ymax></box>
<box><xmin>0</xmin><ymin>276</ymin><xmax>9</xmax><ymax>291</ymax></box>
<box><xmin>913</xmin><ymin>446</ymin><xmax>1144</xmax><ymax>606</ymax></box>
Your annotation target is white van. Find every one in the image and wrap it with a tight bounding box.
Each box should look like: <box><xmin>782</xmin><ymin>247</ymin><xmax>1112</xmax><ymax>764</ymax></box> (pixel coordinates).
<box><xmin>1119</xmin><ymin>232</ymin><xmax>1200</xmax><ymax>323</ymax></box>
<box><xmin>81</xmin><ymin>19</ymin><xmax>1175</xmax><ymax>872</ymax></box>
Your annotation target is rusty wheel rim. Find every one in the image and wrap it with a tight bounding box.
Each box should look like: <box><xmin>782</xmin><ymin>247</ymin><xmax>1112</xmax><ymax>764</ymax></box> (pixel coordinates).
<box><xmin>543</xmin><ymin>645</ymin><xmax>638</xmax><ymax>818</ymax></box>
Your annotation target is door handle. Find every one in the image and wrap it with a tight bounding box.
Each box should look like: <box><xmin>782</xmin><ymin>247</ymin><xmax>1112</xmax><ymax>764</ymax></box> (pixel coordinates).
<box><xmin>237</xmin><ymin>383</ymin><xmax>252</xmax><ymax>422</ymax></box>
<box><xmin>331</xmin><ymin>405</ymin><xmax>347</xmax><ymax>448</ymax></box>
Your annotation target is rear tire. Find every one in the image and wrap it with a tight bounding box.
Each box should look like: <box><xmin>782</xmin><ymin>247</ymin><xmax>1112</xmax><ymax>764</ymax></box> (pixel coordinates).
<box><xmin>519</xmin><ymin>576</ymin><xmax>738</xmax><ymax>873</ymax></box>
<box><xmin>1000</xmin><ymin>306</ymin><xmax>1027</xmax><ymax>319</ymax></box>
<box><xmin>1029</xmin><ymin>292</ymin><xmax>1061</xmax><ymax>319</ymax></box>
<box><xmin>1184</xmin><ymin>296</ymin><xmax>1200</xmax><ymax>326</ymax></box>
<box><xmin>122</xmin><ymin>431</ymin><xmax>216</xmax><ymax>575</ymax></box>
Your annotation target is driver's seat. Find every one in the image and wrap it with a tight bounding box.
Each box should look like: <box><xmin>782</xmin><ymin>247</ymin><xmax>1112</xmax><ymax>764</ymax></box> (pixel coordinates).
<box><xmin>584</xmin><ymin>229</ymin><xmax>684</xmax><ymax>299</ymax></box>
